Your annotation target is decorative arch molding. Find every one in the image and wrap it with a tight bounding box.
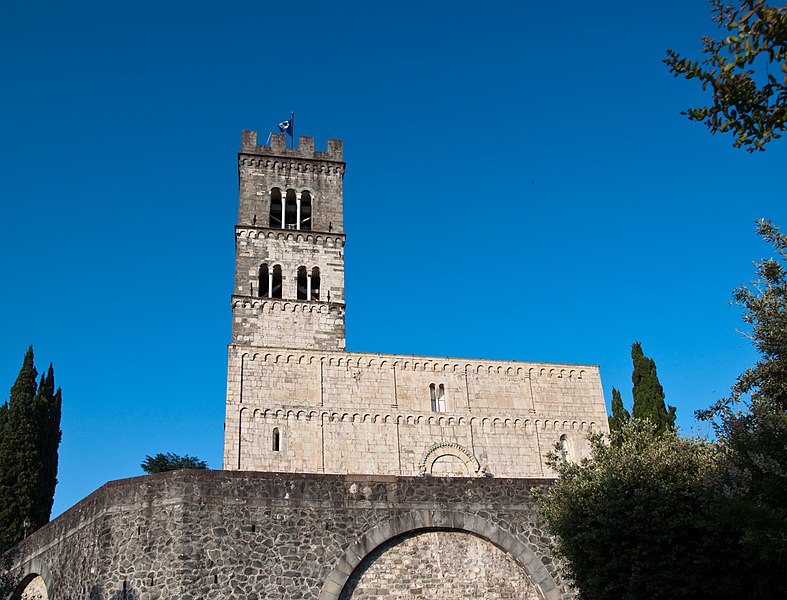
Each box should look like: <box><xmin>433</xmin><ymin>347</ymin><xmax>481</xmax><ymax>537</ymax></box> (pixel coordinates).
<box><xmin>12</xmin><ymin>557</ymin><xmax>53</xmax><ymax>600</ymax></box>
<box><xmin>238</xmin><ymin>156</ymin><xmax>345</xmax><ymax>175</ymax></box>
<box><xmin>233</xmin><ymin>349</ymin><xmax>591</xmax><ymax>384</ymax></box>
<box><xmin>317</xmin><ymin>509</ymin><xmax>564</xmax><ymax>600</ymax></box>
<box><xmin>417</xmin><ymin>442</ymin><xmax>482</xmax><ymax>476</ymax></box>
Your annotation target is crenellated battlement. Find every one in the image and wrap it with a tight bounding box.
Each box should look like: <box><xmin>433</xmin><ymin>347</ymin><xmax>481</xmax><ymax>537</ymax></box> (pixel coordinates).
<box><xmin>241</xmin><ymin>130</ymin><xmax>343</xmax><ymax>162</ymax></box>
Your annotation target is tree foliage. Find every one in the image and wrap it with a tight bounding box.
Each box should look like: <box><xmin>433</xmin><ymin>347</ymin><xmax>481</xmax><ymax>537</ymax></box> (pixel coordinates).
<box><xmin>141</xmin><ymin>452</ymin><xmax>208</xmax><ymax>474</ymax></box>
<box><xmin>631</xmin><ymin>342</ymin><xmax>676</xmax><ymax>434</ymax></box>
<box><xmin>539</xmin><ymin>423</ymin><xmax>741</xmax><ymax>600</ymax></box>
<box><xmin>698</xmin><ymin>219</ymin><xmax>787</xmax><ymax>594</ymax></box>
<box><xmin>664</xmin><ymin>1</ymin><xmax>787</xmax><ymax>152</ymax></box>
<box><xmin>0</xmin><ymin>347</ymin><xmax>62</xmax><ymax>548</ymax></box>
<box><xmin>542</xmin><ymin>221</ymin><xmax>787</xmax><ymax>599</ymax></box>
<box><xmin>607</xmin><ymin>387</ymin><xmax>630</xmax><ymax>433</ymax></box>
<box><xmin>728</xmin><ymin>218</ymin><xmax>787</xmax><ymax>407</ymax></box>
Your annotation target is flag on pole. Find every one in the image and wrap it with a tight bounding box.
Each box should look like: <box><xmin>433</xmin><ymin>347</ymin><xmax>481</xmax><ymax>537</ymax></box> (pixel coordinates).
<box><xmin>278</xmin><ymin>114</ymin><xmax>294</xmax><ymax>137</ymax></box>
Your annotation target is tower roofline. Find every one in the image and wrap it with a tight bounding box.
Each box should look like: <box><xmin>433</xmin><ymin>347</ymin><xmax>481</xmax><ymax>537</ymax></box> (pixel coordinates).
<box><xmin>241</xmin><ymin>131</ymin><xmax>343</xmax><ymax>162</ymax></box>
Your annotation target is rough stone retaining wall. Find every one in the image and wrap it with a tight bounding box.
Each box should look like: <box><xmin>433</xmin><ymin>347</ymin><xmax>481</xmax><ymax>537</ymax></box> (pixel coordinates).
<box><xmin>11</xmin><ymin>470</ymin><xmax>574</xmax><ymax>600</ymax></box>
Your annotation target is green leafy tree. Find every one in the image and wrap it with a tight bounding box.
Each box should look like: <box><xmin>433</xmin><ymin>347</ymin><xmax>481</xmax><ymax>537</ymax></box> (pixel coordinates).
<box><xmin>0</xmin><ymin>547</ymin><xmax>18</xmax><ymax>600</ymax></box>
<box><xmin>141</xmin><ymin>452</ymin><xmax>208</xmax><ymax>474</ymax></box>
<box><xmin>699</xmin><ymin>219</ymin><xmax>787</xmax><ymax>595</ymax></box>
<box><xmin>664</xmin><ymin>1</ymin><xmax>787</xmax><ymax>152</ymax></box>
<box><xmin>540</xmin><ymin>223</ymin><xmax>787</xmax><ymax>599</ymax></box>
<box><xmin>607</xmin><ymin>387</ymin><xmax>631</xmax><ymax>434</ymax></box>
<box><xmin>0</xmin><ymin>347</ymin><xmax>63</xmax><ymax>548</ymax></box>
<box><xmin>726</xmin><ymin>219</ymin><xmax>787</xmax><ymax>408</ymax></box>
<box><xmin>538</xmin><ymin>422</ymin><xmax>741</xmax><ymax>600</ymax></box>
<box><xmin>631</xmin><ymin>342</ymin><xmax>676</xmax><ymax>434</ymax></box>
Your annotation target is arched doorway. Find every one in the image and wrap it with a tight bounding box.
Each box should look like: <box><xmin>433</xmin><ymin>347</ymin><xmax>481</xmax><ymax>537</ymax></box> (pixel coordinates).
<box><xmin>338</xmin><ymin>530</ymin><xmax>541</xmax><ymax>599</ymax></box>
<box><xmin>14</xmin><ymin>574</ymin><xmax>49</xmax><ymax>600</ymax></box>
<box><xmin>319</xmin><ymin>509</ymin><xmax>565</xmax><ymax>600</ymax></box>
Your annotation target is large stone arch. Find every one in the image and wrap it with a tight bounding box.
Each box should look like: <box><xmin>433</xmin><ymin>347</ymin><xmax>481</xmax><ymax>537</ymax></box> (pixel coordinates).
<box><xmin>318</xmin><ymin>509</ymin><xmax>564</xmax><ymax>600</ymax></box>
<box><xmin>12</xmin><ymin>556</ymin><xmax>53</xmax><ymax>600</ymax></box>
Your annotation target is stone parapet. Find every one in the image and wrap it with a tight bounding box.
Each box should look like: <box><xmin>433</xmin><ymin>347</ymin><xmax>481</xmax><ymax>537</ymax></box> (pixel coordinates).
<box><xmin>11</xmin><ymin>470</ymin><xmax>574</xmax><ymax>600</ymax></box>
<box><xmin>241</xmin><ymin>131</ymin><xmax>344</xmax><ymax>163</ymax></box>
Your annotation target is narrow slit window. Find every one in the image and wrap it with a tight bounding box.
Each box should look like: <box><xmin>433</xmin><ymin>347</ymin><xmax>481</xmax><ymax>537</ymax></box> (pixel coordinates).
<box><xmin>437</xmin><ymin>384</ymin><xmax>446</xmax><ymax>412</ymax></box>
<box><xmin>559</xmin><ymin>434</ymin><xmax>569</xmax><ymax>462</ymax></box>
<box><xmin>430</xmin><ymin>383</ymin><xmax>437</xmax><ymax>412</ymax></box>
<box><xmin>269</xmin><ymin>188</ymin><xmax>282</xmax><ymax>228</ymax></box>
<box><xmin>272</xmin><ymin>428</ymin><xmax>280</xmax><ymax>452</ymax></box>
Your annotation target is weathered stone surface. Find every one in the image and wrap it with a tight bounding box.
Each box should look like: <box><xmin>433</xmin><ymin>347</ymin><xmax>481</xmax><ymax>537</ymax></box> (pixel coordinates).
<box><xmin>224</xmin><ymin>131</ymin><xmax>609</xmax><ymax>479</ymax></box>
<box><xmin>10</xmin><ymin>131</ymin><xmax>599</xmax><ymax>600</ymax></box>
<box><xmin>340</xmin><ymin>531</ymin><xmax>540</xmax><ymax>599</ymax></box>
<box><xmin>11</xmin><ymin>471</ymin><xmax>575</xmax><ymax>600</ymax></box>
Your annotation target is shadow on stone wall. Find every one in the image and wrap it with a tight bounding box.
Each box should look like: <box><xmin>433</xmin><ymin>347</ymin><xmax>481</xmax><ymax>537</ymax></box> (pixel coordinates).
<box><xmin>1</xmin><ymin>547</ymin><xmax>20</xmax><ymax>600</ymax></box>
<box><xmin>87</xmin><ymin>585</ymin><xmax>136</xmax><ymax>600</ymax></box>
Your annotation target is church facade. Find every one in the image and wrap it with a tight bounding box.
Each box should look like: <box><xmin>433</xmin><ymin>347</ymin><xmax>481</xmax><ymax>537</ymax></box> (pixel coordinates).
<box><xmin>223</xmin><ymin>131</ymin><xmax>608</xmax><ymax>479</ymax></box>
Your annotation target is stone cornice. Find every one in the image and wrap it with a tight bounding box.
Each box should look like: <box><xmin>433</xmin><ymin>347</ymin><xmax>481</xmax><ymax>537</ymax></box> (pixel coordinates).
<box><xmin>231</xmin><ymin>296</ymin><xmax>346</xmax><ymax>313</ymax></box>
<box><xmin>239</xmin><ymin>154</ymin><xmax>345</xmax><ymax>175</ymax></box>
<box><xmin>235</xmin><ymin>226</ymin><xmax>346</xmax><ymax>247</ymax></box>
<box><xmin>234</xmin><ymin>406</ymin><xmax>600</xmax><ymax>433</ymax></box>
<box><xmin>228</xmin><ymin>345</ymin><xmax>598</xmax><ymax>379</ymax></box>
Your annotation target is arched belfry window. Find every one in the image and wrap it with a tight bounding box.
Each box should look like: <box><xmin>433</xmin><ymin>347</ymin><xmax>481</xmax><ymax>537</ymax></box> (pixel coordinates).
<box><xmin>299</xmin><ymin>191</ymin><xmax>312</xmax><ymax>231</ymax></box>
<box><xmin>297</xmin><ymin>266</ymin><xmax>321</xmax><ymax>301</ymax></box>
<box><xmin>297</xmin><ymin>266</ymin><xmax>308</xmax><ymax>300</ymax></box>
<box><xmin>285</xmin><ymin>190</ymin><xmax>298</xmax><ymax>229</ymax></box>
<box><xmin>259</xmin><ymin>264</ymin><xmax>270</xmax><ymax>297</ymax></box>
<box><xmin>272</xmin><ymin>428</ymin><xmax>280</xmax><ymax>452</ymax></box>
<box><xmin>430</xmin><ymin>384</ymin><xmax>437</xmax><ymax>412</ymax></box>
<box><xmin>271</xmin><ymin>265</ymin><xmax>283</xmax><ymax>299</ymax></box>
<box><xmin>310</xmin><ymin>267</ymin><xmax>320</xmax><ymax>301</ymax></box>
<box><xmin>269</xmin><ymin>188</ymin><xmax>282</xmax><ymax>228</ymax></box>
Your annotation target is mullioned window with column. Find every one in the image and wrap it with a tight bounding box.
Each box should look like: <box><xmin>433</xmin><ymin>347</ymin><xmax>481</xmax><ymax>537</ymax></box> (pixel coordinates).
<box><xmin>268</xmin><ymin>188</ymin><xmax>312</xmax><ymax>230</ymax></box>
<box><xmin>258</xmin><ymin>263</ymin><xmax>283</xmax><ymax>299</ymax></box>
<box><xmin>297</xmin><ymin>266</ymin><xmax>321</xmax><ymax>300</ymax></box>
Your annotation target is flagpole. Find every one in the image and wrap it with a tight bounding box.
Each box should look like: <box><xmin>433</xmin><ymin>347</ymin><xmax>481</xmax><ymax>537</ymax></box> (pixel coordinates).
<box><xmin>291</xmin><ymin>111</ymin><xmax>295</xmax><ymax>149</ymax></box>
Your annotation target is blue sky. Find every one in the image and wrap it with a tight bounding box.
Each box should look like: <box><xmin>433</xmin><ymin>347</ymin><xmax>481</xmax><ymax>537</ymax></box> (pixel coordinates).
<box><xmin>2</xmin><ymin>0</ymin><xmax>785</xmax><ymax>517</ymax></box>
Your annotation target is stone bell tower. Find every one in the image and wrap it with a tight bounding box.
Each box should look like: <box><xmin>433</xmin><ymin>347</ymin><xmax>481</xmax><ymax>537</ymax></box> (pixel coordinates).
<box><xmin>230</xmin><ymin>131</ymin><xmax>346</xmax><ymax>351</ymax></box>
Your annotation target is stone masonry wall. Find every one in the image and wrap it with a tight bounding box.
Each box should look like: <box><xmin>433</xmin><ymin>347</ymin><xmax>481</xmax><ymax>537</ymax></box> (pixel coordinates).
<box><xmin>340</xmin><ymin>531</ymin><xmax>541</xmax><ymax>599</ymax></box>
<box><xmin>238</xmin><ymin>132</ymin><xmax>345</xmax><ymax>234</ymax></box>
<box><xmin>223</xmin><ymin>347</ymin><xmax>608</xmax><ymax>476</ymax></box>
<box><xmin>11</xmin><ymin>470</ymin><xmax>575</xmax><ymax>600</ymax></box>
<box><xmin>234</xmin><ymin>229</ymin><xmax>345</xmax><ymax>303</ymax></box>
<box><xmin>230</xmin><ymin>301</ymin><xmax>346</xmax><ymax>351</ymax></box>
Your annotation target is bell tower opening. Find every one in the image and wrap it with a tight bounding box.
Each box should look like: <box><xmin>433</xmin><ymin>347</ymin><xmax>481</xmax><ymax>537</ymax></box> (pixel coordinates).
<box><xmin>230</xmin><ymin>130</ymin><xmax>346</xmax><ymax>350</ymax></box>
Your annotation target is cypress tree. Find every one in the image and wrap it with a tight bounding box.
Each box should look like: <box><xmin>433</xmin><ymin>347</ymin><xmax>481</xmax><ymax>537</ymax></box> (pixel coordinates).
<box><xmin>608</xmin><ymin>387</ymin><xmax>631</xmax><ymax>434</ymax></box>
<box><xmin>0</xmin><ymin>347</ymin><xmax>62</xmax><ymax>548</ymax></box>
<box><xmin>34</xmin><ymin>364</ymin><xmax>62</xmax><ymax>526</ymax></box>
<box><xmin>630</xmin><ymin>342</ymin><xmax>676</xmax><ymax>434</ymax></box>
